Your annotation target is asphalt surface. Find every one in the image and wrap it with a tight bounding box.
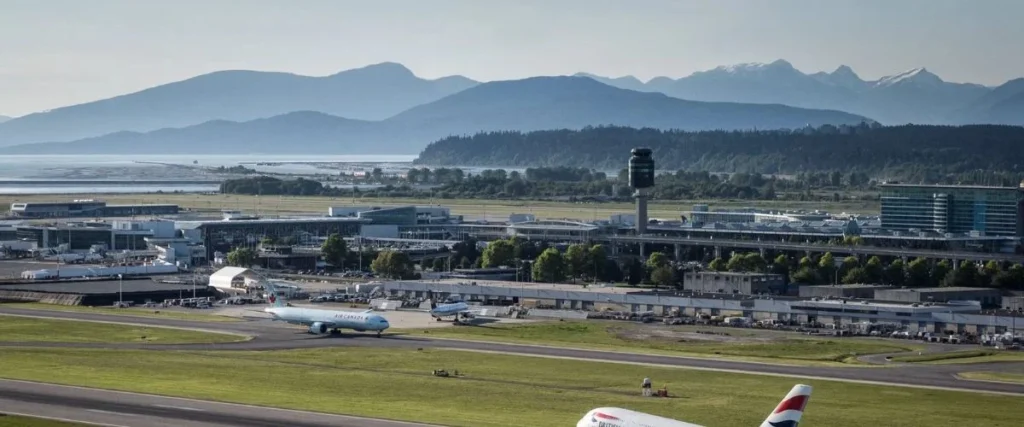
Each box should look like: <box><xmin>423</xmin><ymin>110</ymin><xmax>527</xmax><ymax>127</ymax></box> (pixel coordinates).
<box><xmin>2</xmin><ymin>306</ymin><xmax>1024</xmax><ymax>426</ymax></box>
<box><xmin>0</xmin><ymin>379</ymin><xmax>433</xmax><ymax>427</ymax></box>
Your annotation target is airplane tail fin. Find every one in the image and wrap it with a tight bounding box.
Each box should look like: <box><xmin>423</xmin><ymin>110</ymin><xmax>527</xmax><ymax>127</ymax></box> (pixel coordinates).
<box><xmin>758</xmin><ymin>384</ymin><xmax>812</xmax><ymax>427</ymax></box>
<box><xmin>260</xmin><ymin>278</ymin><xmax>287</xmax><ymax>308</ymax></box>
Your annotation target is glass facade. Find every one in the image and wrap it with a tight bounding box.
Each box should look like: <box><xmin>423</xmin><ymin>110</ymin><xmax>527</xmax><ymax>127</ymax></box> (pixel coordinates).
<box><xmin>880</xmin><ymin>184</ymin><xmax>1024</xmax><ymax>237</ymax></box>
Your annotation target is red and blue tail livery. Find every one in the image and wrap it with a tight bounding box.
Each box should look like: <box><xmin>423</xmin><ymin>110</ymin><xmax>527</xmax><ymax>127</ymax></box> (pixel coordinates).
<box><xmin>576</xmin><ymin>384</ymin><xmax>813</xmax><ymax>427</ymax></box>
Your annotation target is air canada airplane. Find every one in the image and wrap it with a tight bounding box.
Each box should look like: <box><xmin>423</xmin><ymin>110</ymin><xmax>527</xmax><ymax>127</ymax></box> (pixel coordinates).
<box><xmin>261</xmin><ymin>283</ymin><xmax>390</xmax><ymax>337</ymax></box>
<box><xmin>577</xmin><ymin>384</ymin><xmax>812</xmax><ymax>427</ymax></box>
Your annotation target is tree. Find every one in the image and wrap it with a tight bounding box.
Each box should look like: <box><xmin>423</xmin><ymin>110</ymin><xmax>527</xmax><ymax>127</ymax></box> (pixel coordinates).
<box><xmin>864</xmin><ymin>256</ymin><xmax>884</xmax><ymax>283</ymax></box>
<box><xmin>320</xmin><ymin>233</ymin><xmax>348</xmax><ymax>269</ymax></box>
<box><xmin>646</xmin><ymin>252</ymin><xmax>669</xmax><ymax>270</ymax></box>
<box><xmin>817</xmin><ymin>252</ymin><xmax>837</xmax><ymax>284</ymax></box>
<box><xmin>839</xmin><ymin>256</ymin><xmax>859</xmax><ymax>277</ymax></box>
<box><xmin>992</xmin><ymin>264</ymin><xmax>1024</xmax><ymax>290</ymax></box>
<box><xmin>432</xmin><ymin>257</ymin><xmax>447</xmax><ymax>272</ymax></box>
<box><xmin>481</xmin><ymin>239</ymin><xmax>516</xmax><ymax>268</ymax></box>
<box><xmin>226</xmin><ymin>247</ymin><xmax>256</xmax><ymax>267</ymax></box>
<box><xmin>370</xmin><ymin>250</ymin><xmax>414</xmax><ymax>279</ymax></box>
<box><xmin>932</xmin><ymin>260</ymin><xmax>952</xmax><ymax>287</ymax></box>
<box><xmin>884</xmin><ymin>259</ymin><xmax>906</xmax><ymax>286</ymax></box>
<box><xmin>458</xmin><ymin>256</ymin><xmax>472</xmax><ymax>269</ymax></box>
<box><xmin>651</xmin><ymin>266</ymin><xmax>675</xmax><ymax>288</ymax></box>
<box><xmin>588</xmin><ymin>244</ymin><xmax>608</xmax><ymax>281</ymax></box>
<box><xmin>798</xmin><ymin>256</ymin><xmax>814</xmax><ymax>270</ymax></box>
<box><xmin>906</xmin><ymin>258</ymin><xmax>931</xmax><ymax>287</ymax></box>
<box><xmin>770</xmin><ymin>255</ymin><xmax>790</xmax><ymax>282</ymax></box>
<box><xmin>532</xmin><ymin>248</ymin><xmax>567</xmax><ymax>283</ymax></box>
<box><xmin>708</xmin><ymin>257</ymin><xmax>727</xmax><ymax>272</ymax></box>
<box><xmin>949</xmin><ymin>260</ymin><xmax>980</xmax><ymax>287</ymax></box>
<box><xmin>842</xmin><ymin>267</ymin><xmax>870</xmax><ymax>284</ymax></box>
<box><xmin>565</xmin><ymin>244</ymin><xmax>589</xmax><ymax>281</ymax></box>
<box><xmin>791</xmin><ymin>267</ymin><xmax>818</xmax><ymax>285</ymax></box>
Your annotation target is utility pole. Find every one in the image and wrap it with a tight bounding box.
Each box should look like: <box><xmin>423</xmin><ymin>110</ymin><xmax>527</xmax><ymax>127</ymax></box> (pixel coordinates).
<box><xmin>117</xmin><ymin>274</ymin><xmax>123</xmax><ymax>306</ymax></box>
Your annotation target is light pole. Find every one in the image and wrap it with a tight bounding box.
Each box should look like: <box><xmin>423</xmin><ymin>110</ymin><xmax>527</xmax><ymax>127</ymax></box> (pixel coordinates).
<box><xmin>117</xmin><ymin>274</ymin><xmax>123</xmax><ymax>307</ymax></box>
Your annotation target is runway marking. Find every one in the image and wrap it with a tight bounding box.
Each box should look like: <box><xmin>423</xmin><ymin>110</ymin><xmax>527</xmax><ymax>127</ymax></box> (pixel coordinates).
<box><xmin>0</xmin><ymin>410</ymin><xmax>131</xmax><ymax>427</ymax></box>
<box><xmin>86</xmin><ymin>409</ymin><xmax>137</xmax><ymax>417</ymax></box>
<box><xmin>0</xmin><ymin>379</ymin><xmax>439</xmax><ymax>426</ymax></box>
<box><xmin>152</xmin><ymin>404</ymin><xmax>206</xmax><ymax>411</ymax></box>
<box><xmin>442</xmin><ymin>348</ymin><xmax>1024</xmax><ymax>397</ymax></box>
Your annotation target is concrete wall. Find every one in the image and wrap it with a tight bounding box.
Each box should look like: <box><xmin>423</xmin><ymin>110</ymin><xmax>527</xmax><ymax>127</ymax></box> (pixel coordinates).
<box><xmin>682</xmin><ymin>271</ymin><xmax>785</xmax><ymax>295</ymax></box>
<box><xmin>874</xmin><ymin>288</ymin><xmax>1002</xmax><ymax>306</ymax></box>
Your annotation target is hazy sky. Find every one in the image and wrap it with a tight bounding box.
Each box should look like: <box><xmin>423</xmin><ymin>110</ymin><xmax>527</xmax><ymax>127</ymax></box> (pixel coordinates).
<box><xmin>2</xmin><ymin>0</ymin><xmax>1021</xmax><ymax>117</ymax></box>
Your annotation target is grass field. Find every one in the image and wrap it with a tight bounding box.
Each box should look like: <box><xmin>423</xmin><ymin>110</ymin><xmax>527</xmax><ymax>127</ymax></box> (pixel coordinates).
<box><xmin>0</xmin><ymin>347</ymin><xmax>1018</xmax><ymax>427</ymax></box>
<box><xmin>889</xmin><ymin>349</ymin><xmax>1024</xmax><ymax>364</ymax></box>
<box><xmin>0</xmin><ymin>415</ymin><xmax>94</xmax><ymax>427</ymax></box>
<box><xmin>4</xmin><ymin>302</ymin><xmax>240</xmax><ymax>323</ymax></box>
<box><xmin>957</xmin><ymin>371</ymin><xmax>1024</xmax><ymax>384</ymax></box>
<box><xmin>0</xmin><ymin>316</ymin><xmax>246</xmax><ymax>344</ymax></box>
<box><xmin>0</xmin><ymin>193</ymin><xmax>882</xmax><ymax>219</ymax></box>
<box><xmin>397</xmin><ymin>321</ymin><xmax>917</xmax><ymax>366</ymax></box>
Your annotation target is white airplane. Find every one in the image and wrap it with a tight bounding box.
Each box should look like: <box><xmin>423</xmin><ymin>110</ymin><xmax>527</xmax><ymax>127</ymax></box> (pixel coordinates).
<box><xmin>577</xmin><ymin>384</ymin><xmax>812</xmax><ymax>427</ymax></box>
<box><xmin>427</xmin><ymin>291</ymin><xmax>485</xmax><ymax>323</ymax></box>
<box><xmin>261</xmin><ymin>283</ymin><xmax>390</xmax><ymax>337</ymax></box>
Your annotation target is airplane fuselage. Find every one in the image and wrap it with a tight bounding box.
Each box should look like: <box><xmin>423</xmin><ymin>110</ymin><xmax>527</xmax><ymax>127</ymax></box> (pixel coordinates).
<box><xmin>265</xmin><ymin>306</ymin><xmax>390</xmax><ymax>332</ymax></box>
<box><xmin>577</xmin><ymin>408</ymin><xmax>703</xmax><ymax>427</ymax></box>
<box><xmin>430</xmin><ymin>302</ymin><xmax>469</xmax><ymax>318</ymax></box>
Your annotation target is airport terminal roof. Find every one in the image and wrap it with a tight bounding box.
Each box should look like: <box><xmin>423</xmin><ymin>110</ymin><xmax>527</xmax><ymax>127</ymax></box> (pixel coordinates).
<box><xmin>0</xmin><ymin>278</ymin><xmax>199</xmax><ymax>295</ymax></box>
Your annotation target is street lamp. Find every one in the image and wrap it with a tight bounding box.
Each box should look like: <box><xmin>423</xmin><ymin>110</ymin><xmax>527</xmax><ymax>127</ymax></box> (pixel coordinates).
<box><xmin>117</xmin><ymin>274</ymin><xmax>123</xmax><ymax>307</ymax></box>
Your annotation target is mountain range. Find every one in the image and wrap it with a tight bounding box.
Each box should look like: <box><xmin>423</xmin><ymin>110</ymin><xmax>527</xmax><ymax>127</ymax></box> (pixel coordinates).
<box><xmin>0</xmin><ymin>76</ymin><xmax>868</xmax><ymax>154</ymax></box>
<box><xmin>577</xmin><ymin>60</ymin><xmax>1023</xmax><ymax>126</ymax></box>
<box><xmin>0</xmin><ymin>115</ymin><xmax>10</xmax><ymax>124</ymax></box>
<box><xmin>0</xmin><ymin>60</ymin><xmax>1020</xmax><ymax>154</ymax></box>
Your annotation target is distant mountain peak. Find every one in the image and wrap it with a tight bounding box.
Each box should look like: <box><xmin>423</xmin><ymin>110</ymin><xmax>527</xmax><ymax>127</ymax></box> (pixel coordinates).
<box><xmin>832</xmin><ymin>65</ymin><xmax>860</xmax><ymax>79</ymax></box>
<box><xmin>711</xmin><ymin>59</ymin><xmax>797</xmax><ymax>75</ymax></box>
<box><xmin>876</xmin><ymin>67</ymin><xmax>943</xmax><ymax>87</ymax></box>
<box><xmin>333</xmin><ymin>61</ymin><xmax>416</xmax><ymax>78</ymax></box>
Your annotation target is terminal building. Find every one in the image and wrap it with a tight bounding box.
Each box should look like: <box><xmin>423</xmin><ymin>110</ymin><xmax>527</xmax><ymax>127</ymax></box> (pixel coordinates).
<box><xmin>879</xmin><ymin>183</ymin><xmax>1024</xmax><ymax>238</ymax></box>
<box><xmin>8</xmin><ymin>200</ymin><xmax>179</xmax><ymax>219</ymax></box>
<box><xmin>383</xmin><ymin>279</ymin><xmax>1021</xmax><ymax>334</ymax></box>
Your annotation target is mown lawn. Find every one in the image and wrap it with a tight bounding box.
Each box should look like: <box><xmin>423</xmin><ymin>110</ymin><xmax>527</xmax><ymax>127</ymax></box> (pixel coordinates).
<box><xmin>396</xmin><ymin>320</ymin><xmax>918</xmax><ymax>366</ymax></box>
<box><xmin>6</xmin><ymin>302</ymin><xmax>240</xmax><ymax>323</ymax></box>
<box><xmin>0</xmin><ymin>347</ymin><xmax>1019</xmax><ymax>427</ymax></box>
<box><xmin>0</xmin><ymin>316</ymin><xmax>246</xmax><ymax>344</ymax></box>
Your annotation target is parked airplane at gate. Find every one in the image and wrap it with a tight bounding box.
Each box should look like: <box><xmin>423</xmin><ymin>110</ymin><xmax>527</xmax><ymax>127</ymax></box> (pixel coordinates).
<box><xmin>576</xmin><ymin>384</ymin><xmax>812</xmax><ymax>427</ymax></box>
<box><xmin>427</xmin><ymin>291</ymin><xmax>484</xmax><ymax>323</ymax></box>
<box><xmin>262</xmin><ymin>283</ymin><xmax>390</xmax><ymax>337</ymax></box>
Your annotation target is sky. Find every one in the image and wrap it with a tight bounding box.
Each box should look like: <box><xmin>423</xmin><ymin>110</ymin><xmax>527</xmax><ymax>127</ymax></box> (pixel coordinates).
<box><xmin>1</xmin><ymin>0</ymin><xmax>1022</xmax><ymax>117</ymax></box>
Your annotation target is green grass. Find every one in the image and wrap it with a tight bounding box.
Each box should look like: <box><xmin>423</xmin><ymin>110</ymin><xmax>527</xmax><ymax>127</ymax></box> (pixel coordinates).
<box><xmin>0</xmin><ymin>316</ymin><xmax>246</xmax><ymax>344</ymax></box>
<box><xmin>0</xmin><ymin>193</ymin><xmax>881</xmax><ymax>220</ymax></box>
<box><xmin>957</xmin><ymin>371</ymin><xmax>1024</xmax><ymax>384</ymax></box>
<box><xmin>4</xmin><ymin>302</ymin><xmax>240</xmax><ymax>322</ymax></box>
<box><xmin>0</xmin><ymin>415</ymin><xmax>96</xmax><ymax>427</ymax></box>
<box><xmin>890</xmin><ymin>350</ymin><xmax>1024</xmax><ymax>364</ymax></box>
<box><xmin>0</xmin><ymin>347</ymin><xmax>1017</xmax><ymax>427</ymax></box>
<box><xmin>396</xmin><ymin>321</ymin><xmax>917</xmax><ymax>366</ymax></box>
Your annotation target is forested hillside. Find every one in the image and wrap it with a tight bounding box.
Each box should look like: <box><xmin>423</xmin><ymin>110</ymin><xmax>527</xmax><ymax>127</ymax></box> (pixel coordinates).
<box><xmin>415</xmin><ymin>124</ymin><xmax>1024</xmax><ymax>184</ymax></box>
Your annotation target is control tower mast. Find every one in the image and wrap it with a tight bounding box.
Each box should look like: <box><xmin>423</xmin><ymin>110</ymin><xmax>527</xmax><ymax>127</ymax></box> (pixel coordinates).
<box><xmin>628</xmin><ymin>148</ymin><xmax>655</xmax><ymax>234</ymax></box>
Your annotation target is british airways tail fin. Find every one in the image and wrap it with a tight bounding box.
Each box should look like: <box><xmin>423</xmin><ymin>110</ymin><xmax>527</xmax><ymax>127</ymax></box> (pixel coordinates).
<box><xmin>759</xmin><ymin>384</ymin><xmax>812</xmax><ymax>427</ymax></box>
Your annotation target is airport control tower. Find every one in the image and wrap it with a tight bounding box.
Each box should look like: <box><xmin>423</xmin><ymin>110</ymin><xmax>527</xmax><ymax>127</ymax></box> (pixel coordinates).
<box><xmin>628</xmin><ymin>148</ymin><xmax>655</xmax><ymax>234</ymax></box>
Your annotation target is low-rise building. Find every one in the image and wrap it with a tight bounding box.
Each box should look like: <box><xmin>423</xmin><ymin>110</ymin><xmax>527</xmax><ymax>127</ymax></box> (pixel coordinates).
<box><xmin>683</xmin><ymin>271</ymin><xmax>786</xmax><ymax>295</ymax></box>
<box><xmin>799</xmin><ymin>284</ymin><xmax>891</xmax><ymax>299</ymax></box>
<box><xmin>873</xmin><ymin>287</ymin><xmax>1002</xmax><ymax>307</ymax></box>
<box><xmin>1002</xmin><ymin>296</ymin><xmax>1024</xmax><ymax>311</ymax></box>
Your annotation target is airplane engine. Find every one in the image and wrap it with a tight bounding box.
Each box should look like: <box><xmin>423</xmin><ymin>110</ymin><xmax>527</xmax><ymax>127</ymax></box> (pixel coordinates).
<box><xmin>308</xmin><ymin>322</ymin><xmax>328</xmax><ymax>334</ymax></box>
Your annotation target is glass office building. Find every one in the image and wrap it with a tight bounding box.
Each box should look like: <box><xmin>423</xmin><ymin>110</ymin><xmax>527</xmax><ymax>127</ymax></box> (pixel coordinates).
<box><xmin>880</xmin><ymin>184</ymin><xmax>1024</xmax><ymax>237</ymax></box>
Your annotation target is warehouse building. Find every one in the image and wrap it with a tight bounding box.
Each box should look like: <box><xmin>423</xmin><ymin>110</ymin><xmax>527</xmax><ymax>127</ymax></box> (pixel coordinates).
<box><xmin>873</xmin><ymin>286</ymin><xmax>1003</xmax><ymax>307</ymax></box>
<box><xmin>682</xmin><ymin>271</ymin><xmax>787</xmax><ymax>295</ymax></box>
<box><xmin>8</xmin><ymin>200</ymin><xmax>179</xmax><ymax>219</ymax></box>
<box><xmin>799</xmin><ymin>284</ymin><xmax>892</xmax><ymax>299</ymax></box>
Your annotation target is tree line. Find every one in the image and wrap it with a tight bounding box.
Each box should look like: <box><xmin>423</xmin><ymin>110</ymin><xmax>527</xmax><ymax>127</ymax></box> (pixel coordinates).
<box><xmin>225</xmin><ymin>235</ymin><xmax>1024</xmax><ymax>292</ymax></box>
<box><xmin>414</xmin><ymin>124</ymin><xmax>1024</xmax><ymax>185</ymax></box>
<box><xmin>221</xmin><ymin>165</ymin><xmax>883</xmax><ymax>202</ymax></box>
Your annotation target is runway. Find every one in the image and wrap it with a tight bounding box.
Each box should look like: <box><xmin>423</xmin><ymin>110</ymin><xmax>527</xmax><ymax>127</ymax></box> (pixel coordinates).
<box><xmin>2</xmin><ymin>306</ymin><xmax>1023</xmax><ymax>395</ymax></box>
<box><xmin>1</xmin><ymin>306</ymin><xmax>1024</xmax><ymax>426</ymax></box>
<box><xmin>0</xmin><ymin>379</ymin><xmax>433</xmax><ymax>427</ymax></box>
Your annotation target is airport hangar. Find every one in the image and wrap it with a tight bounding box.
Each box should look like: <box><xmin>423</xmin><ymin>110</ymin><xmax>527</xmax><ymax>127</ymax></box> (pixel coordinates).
<box><xmin>381</xmin><ymin>279</ymin><xmax>1023</xmax><ymax>335</ymax></box>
